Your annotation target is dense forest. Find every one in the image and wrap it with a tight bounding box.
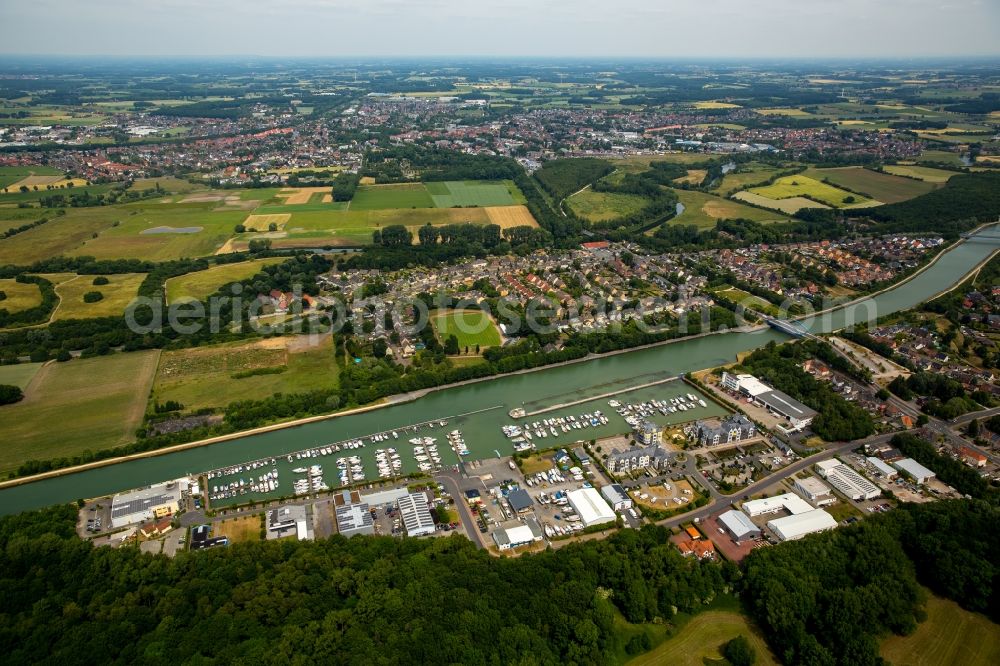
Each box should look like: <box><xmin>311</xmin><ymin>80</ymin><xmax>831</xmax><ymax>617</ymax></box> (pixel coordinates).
<box><xmin>0</xmin><ymin>499</ymin><xmax>996</xmax><ymax>665</ymax></box>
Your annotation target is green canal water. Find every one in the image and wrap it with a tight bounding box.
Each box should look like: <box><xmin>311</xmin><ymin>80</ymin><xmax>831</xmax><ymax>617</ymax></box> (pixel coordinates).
<box><xmin>0</xmin><ymin>226</ymin><xmax>997</xmax><ymax>515</ymax></box>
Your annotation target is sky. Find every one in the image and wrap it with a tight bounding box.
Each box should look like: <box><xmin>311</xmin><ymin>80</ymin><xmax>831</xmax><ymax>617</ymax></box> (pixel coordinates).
<box><xmin>1</xmin><ymin>0</ymin><xmax>998</xmax><ymax>58</ymax></box>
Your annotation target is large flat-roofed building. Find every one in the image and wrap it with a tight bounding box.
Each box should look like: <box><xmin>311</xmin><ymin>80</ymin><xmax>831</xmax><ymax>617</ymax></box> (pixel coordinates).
<box><xmin>567</xmin><ymin>487</ymin><xmax>616</xmax><ymax>527</ymax></box>
<box><xmin>866</xmin><ymin>456</ymin><xmax>898</xmax><ymax>479</ymax></box>
<box><xmin>267</xmin><ymin>505</ymin><xmax>313</xmax><ymax>541</ymax></box>
<box><xmin>742</xmin><ymin>492</ymin><xmax>813</xmax><ymax>517</ymax></box>
<box><xmin>110</xmin><ymin>479</ymin><xmax>186</xmax><ymax>528</ymax></box>
<box><xmin>815</xmin><ymin>459</ymin><xmax>881</xmax><ymax>501</ymax></box>
<box><xmin>335</xmin><ymin>501</ymin><xmax>374</xmax><ymax>537</ymax></box>
<box><xmin>493</xmin><ymin>518</ymin><xmax>544</xmax><ymax>550</ymax></box>
<box><xmin>507</xmin><ymin>488</ymin><xmax>534</xmax><ymax>514</ymax></box>
<box><xmin>721</xmin><ymin>372</ymin><xmax>816</xmax><ymax>431</ymax></box>
<box><xmin>892</xmin><ymin>458</ymin><xmax>936</xmax><ymax>484</ymax></box>
<box><xmin>793</xmin><ymin>477</ymin><xmax>832</xmax><ymax>502</ymax></box>
<box><xmin>601</xmin><ymin>484</ymin><xmax>632</xmax><ymax>511</ymax></box>
<box><xmin>767</xmin><ymin>509</ymin><xmax>838</xmax><ymax>541</ymax></box>
<box><xmin>718</xmin><ymin>509</ymin><xmax>761</xmax><ymax>542</ymax></box>
<box><xmin>397</xmin><ymin>492</ymin><xmax>436</xmax><ymax>537</ymax></box>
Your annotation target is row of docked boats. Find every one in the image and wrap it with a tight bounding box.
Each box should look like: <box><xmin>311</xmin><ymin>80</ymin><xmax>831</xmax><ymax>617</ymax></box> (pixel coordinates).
<box><xmin>501</xmin><ymin>410</ymin><xmax>610</xmax><ymax>449</ymax></box>
<box><xmin>447</xmin><ymin>430</ymin><xmax>469</xmax><ymax>456</ymax></box>
<box><xmin>209</xmin><ymin>467</ymin><xmax>280</xmax><ymax>502</ymax></box>
<box><xmin>411</xmin><ymin>436</ymin><xmax>443</xmax><ymax>472</ymax></box>
<box><xmin>375</xmin><ymin>448</ymin><xmax>403</xmax><ymax>479</ymax></box>
<box><xmin>292</xmin><ymin>465</ymin><xmax>328</xmax><ymax>495</ymax></box>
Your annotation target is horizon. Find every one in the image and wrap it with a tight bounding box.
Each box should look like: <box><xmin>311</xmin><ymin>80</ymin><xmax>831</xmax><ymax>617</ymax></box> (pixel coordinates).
<box><xmin>2</xmin><ymin>0</ymin><xmax>998</xmax><ymax>59</ymax></box>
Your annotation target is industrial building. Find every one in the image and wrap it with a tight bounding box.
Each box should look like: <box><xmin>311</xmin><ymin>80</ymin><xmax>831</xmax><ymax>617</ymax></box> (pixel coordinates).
<box><xmin>815</xmin><ymin>459</ymin><xmax>881</xmax><ymax>501</ymax></box>
<box><xmin>793</xmin><ymin>476</ymin><xmax>832</xmax><ymax>502</ymax></box>
<box><xmin>335</xmin><ymin>501</ymin><xmax>374</xmax><ymax>537</ymax></box>
<box><xmin>892</xmin><ymin>458</ymin><xmax>936</xmax><ymax>484</ymax></box>
<box><xmin>507</xmin><ymin>488</ymin><xmax>534</xmax><ymax>514</ymax></box>
<box><xmin>767</xmin><ymin>509</ymin><xmax>838</xmax><ymax>541</ymax></box>
<box><xmin>742</xmin><ymin>492</ymin><xmax>813</xmax><ymax>517</ymax></box>
<box><xmin>567</xmin><ymin>487</ymin><xmax>616</xmax><ymax>527</ymax></box>
<box><xmin>267</xmin><ymin>505</ymin><xmax>313</xmax><ymax>541</ymax></box>
<box><xmin>600</xmin><ymin>484</ymin><xmax>633</xmax><ymax>512</ymax></box>
<box><xmin>721</xmin><ymin>372</ymin><xmax>817</xmax><ymax>431</ymax></box>
<box><xmin>866</xmin><ymin>457</ymin><xmax>898</xmax><ymax>479</ymax></box>
<box><xmin>493</xmin><ymin>518</ymin><xmax>544</xmax><ymax>550</ymax></box>
<box><xmin>110</xmin><ymin>478</ymin><xmax>187</xmax><ymax>528</ymax></box>
<box><xmin>718</xmin><ymin>509</ymin><xmax>761</xmax><ymax>542</ymax></box>
<box><xmin>397</xmin><ymin>492</ymin><xmax>436</xmax><ymax>537</ymax></box>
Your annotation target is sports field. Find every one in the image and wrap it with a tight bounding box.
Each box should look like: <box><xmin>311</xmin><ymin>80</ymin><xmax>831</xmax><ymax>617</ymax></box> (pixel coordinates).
<box><xmin>0</xmin><ymin>351</ymin><xmax>160</xmax><ymax>475</ymax></box>
<box><xmin>672</xmin><ymin>190</ymin><xmax>789</xmax><ymax>229</ymax></box>
<box><xmin>626</xmin><ymin>611</ymin><xmax>777</xmax><ymax>666</ymax></box>
<box><xmin>0</xmin><ymin>278</ymin><xmax>43</xmax><ymax>313</ymax></box>
<box><xmin>748</xmin><ymin>175</ymin><xmax>877</xmax><ymax>208</ymax></box>
<box><xmin>883</xmin><ymin>164</ymin><xmax>957</xmax><ymax>183</ymax></box>
<box><xmin>151</xmin><ymin>336</ymin><xmax>339</xmax><ymax>412</ymax></box>
<box><xmin>567</xmin><ymin>189</ymin><xmax>651</xmax><ymax>222</ymax></box>
<box><xmin>430</xmin><ymin>310</ymin><xmax>502</xmax><ymax>351</ymax></box>
<box><xmin>165</xmin><ymin>258</ymin><xmax>286</xmax><ymax>304</ymax></box>
<box><xmin>50</xmin><ymin>273</ymin><xmax>146</xmax><ymax>321</ymax></box>
<box><xmin>804</xmin><ymin>166</ymin><xmax>937</xmax><ymax>203</ymax></box>
<box><xmin>880</xmin><ymin>594</ymin><xmax>1000</xmax><ymax>666</ymax></box>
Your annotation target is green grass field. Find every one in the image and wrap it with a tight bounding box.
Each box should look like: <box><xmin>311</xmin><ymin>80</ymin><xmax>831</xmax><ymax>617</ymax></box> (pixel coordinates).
<box><xmin>350</xmin><ymin>183</ymin><xmax>436</xmax><ymax>210</ymax></box>
<box><xmin>50</xmin><ymin>273</ymin><xmax>146</xmax><ymax>321</ymax></box>
<box><xmin>0</xmin><ymin>351</ymin><xmax>159</xmax><ymax>475</ymax></box>
<box><xmin>671</xmin><ymin>190</ymin><xmax>789</xmax><ymax>230</ymax></box>
<box><xmin>0</xmin><ymin>278</ymin><xmax>43</xmax><ymax>313</ymax></box>
<box><xmin>883</xmin><ymin>164</ymin><xmax>958</xmax><ymax>183</ymax></box>
<box><xmin>350</xmin><ymin>180</ymin><xmax>522</xmax><ymax>210</ymax></box>
<box><xmin>711</xmin><ymin>285</ymin><xmax>780</xmax><ymax>316</ymax></box>
<box><xmin>803</xmin><ymin>166</ymin><xmax>937</xmax><ymax>203</ymax></box>
<box><xmin>566</xmin><ymin>188</ymin><xmax>651</xmax><ymax>222</ymax></box>
<box><xmin>750</xmin><ymin>175</ymin><xmax>877</xmax><ymax>208</ymax></box>
<box><xmin>0</xmin><ymin>207</ymin><xmax>123</xmax><ymax>265</ymax></box>
<box><xmin>0</xmin><ymin>362</ymin><xmax>43</xmax><ymax>390</ymax></box>
<box><xmin>0</xmin><ymin>207</ymin><xmax>50</xmax><ymax>234</ymax></box>
<box><xmin>710</xmin><ymin>164</ymin><xmax>785</xmax><ymax>196</ymax></box>
<box><xmin>0</xmin><ymin>165</ymin><xmax>63</xmax><ymax>189</ymax></box>
<box><xmin>430</xmin><ymin>310</ymin><xmax>502</xmax><ymax>351</ymax></box>
<box><xmin>165</xmin><ymin>258</ymin><xmax>286</xmax><ymax>303</ymax></box>
<box><xmin>626</xmin><ymin>611</ymin><xmax>777</xmax><ymax>666</ymax></box>
<box><xmin>128</xmin><ymin>177</ymin><xmax>205</xmax><ymax>194</ymax></box>
<box><xmin>150</xmin><ymin>336</ymin><xmax>339</xmax><ymax>412</ymax></box>
<box><xmin>880</xmin><ymin>593</ymin><xmax>1000</xmax><ymax>666</ymax></box>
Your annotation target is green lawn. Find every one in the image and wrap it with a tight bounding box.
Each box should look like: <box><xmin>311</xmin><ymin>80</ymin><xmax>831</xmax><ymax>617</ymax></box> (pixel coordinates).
<box><xmin>880</xmin><ymin>593</ymin><xmax>1000</xmax><ymax>666</ymax></box>
<box><xmin>165</xmin><ymin>258</ymin><xmax>287</xmax><ymax>304</ymax></box>
<box><xmin>150</xmin><ymin>336</ymin><xmax>339</xmax><ymax>412</ymax></box>
<box><xmin>627</xmin><ymin>610</ymin><xmax>778</xmax><ymax>666</ymax></box>
<box><xmin>671</xmin><ymin>190</ymin><xmax>788</xmax><ymax>230</ymax></box>
<box><xmin>804</xmin><ymin>166</ymin><xmax>938</xmax><ymax>203</ymax></box>
<box><xmin>0</xmin><ymin>362</ymin><xmax>43</xmax><ymax>390</ymax></box>
<box><xmin>430</xmin><ymin>309</ymin><xmax>502</xmax><ymax>351</ymax></box>
<box><xmin>750</xmin><ymin>175</ymin><xmax>877</xmax><ymax>208</ymax></box>
<box><xmin>0</xmin><ymin>351</ymin><xmax>159</xmax><ymax>475</ymax></box>
<box><xmin>567</xmin><ymin>189</ymin><xmax>651</xmax><ymax>222</ymax></box>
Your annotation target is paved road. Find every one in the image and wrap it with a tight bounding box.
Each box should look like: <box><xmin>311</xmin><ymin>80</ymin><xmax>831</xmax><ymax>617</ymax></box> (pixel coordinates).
<box><xmin>435</xmin><ymin>472</ymin><xmax>488</xmax><ymax>550</ymax></box>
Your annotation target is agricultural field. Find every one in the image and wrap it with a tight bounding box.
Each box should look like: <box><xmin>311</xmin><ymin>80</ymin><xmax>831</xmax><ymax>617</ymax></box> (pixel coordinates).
<box><xmin>626</xmin><ymin>610</ymin><xmax>777</xmax><ymax>666</ymax></box>
<box><xmin>425</xmin><ymin>180</ymin><xmax>523</xmax><ymax>207</ymax></box>
<box><xmin>710</xmin><ymin>164</ymin><xmax>786</xmax><ymax>197</ymax></box>
<box><xmin>350</xmin><ymin>183</ymin><xmax>436</xmax><ymax>210</ymax></box>
<box><xmin>880</xmin><ymin>594</ymin><xmax>1000</xmax><ymax>666</ymax></box>
<box><xmin>0</xmin><ymin>208</ymin><xmax>119</xmax><ymax>265</ymax></box>
<box><xmin>671</xmin><ymin>190</ymin><xmax>788</xmax><ymax>229</ymax></box>
<box><xmin>0</xmin><ymin>350</ymin><xmax>160</xmax><ymax>475</ymax></box>
<box><xmin>50</xmin><ymin>272</ymin><xmax>146</xmax><ymax>321</ymax></box>
<box><xmin>430</xmin><ymin>309</ymin><xmax>502</xmax><ymax>351</ymax></box>
<box><xmin>4</xmin><ymin>175</ymin><xmax>87</xmax><ymax>192</ymax></box>
<box><xmin>127</xmin><ymin>177</ymin><xmax>205</xmax><ymax>194</ymax></box>
<box><xmin>733</xmin><ymin>191</ymin><xmax>830</xmax><ymax>214</ymax></box>
<box><xmin>673</xmin><ymin>169</ymin><xmax>707</xmax><ymax>186</ymax></box>
<box><xmin>0</xmin><ymin>278</ymin><xmax>42</xmax><ymax>313</ymax></box>
<box><xmin>914</xmin><ymin>150</ymin><xmax>966</xmax><ymax>166</ymax></box>
<box><xmin>483</xmin><ymin>205</ymin><xmax>538</xmax><ymax>229</ymax></box>
<box><xmin>692</xmin><ymin>101</ymin><xmax>740</xmax><ymax>109</ymax></box>
<box><xmin>566</xmin><ymin>189</ymin><xmax>651</xmax><ymax>222</ymax></box>
<box><xmin>883</xmin><ymin>164</ymin><xmax>958</xmax><ymax>183</ymax></box>
<box><xmin>747</xmin><ymin>175</ymin><xmax>877</xmax><ymax>208</ymax></box>
<box><xmin>0</xmin><ymin>362</ymin><xmax>43</xmax><ymax>390</ymax></box>
<box><xmin>165</xmin><ymin>258</ymin><xmax>287</xmax><ymax>304</ymax></box>
<box><xmin>150</xmin><ymin>336</ymin><xmax>339</xmax><ymax>412</ymax></box>
<box><xmin>754</xmin><ymin>107</ymin><xmax>813</xmax><ymax>117</ymax></box>
<box><xmin>0</xmin><ymin>165</ymin><xmax>64</xmax><ymax>190</ymax></box>
<box><xmin>803</xmin><ymin>166</ymin><xmax>937</xmax><ymax>203</ymax></box>
<box><xmin>275</xmin><ymin>187</ymin><xmax>333</xmax><ymax>205</ymax></box>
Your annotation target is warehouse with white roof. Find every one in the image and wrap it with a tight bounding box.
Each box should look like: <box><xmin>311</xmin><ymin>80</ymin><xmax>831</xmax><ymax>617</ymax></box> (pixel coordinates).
<box><xmin>742</xmin><ymin>492</ymin><xmax>813</xmax><ymax>517</ymax></box>
<box><xmin>718</xmin><ymin>509</ymin><xmax>761</xmax><ymax>542</ymax></box>
<box><xmin>397</xmin><ymin>492</ymin><xmax>436</xmax><ymax>537</ymax></box>
<box><xmin>767</xmin><ymin>509</ymin><xmax>838</xmax><ymax>541</ymax></box>
<box><xmin>567</xmin><ymin>487</ymin><xmax>616</xmax><ymax>527</ymax></box>
<box><xmin>110</xmin><ymin>479</ymin><xmax>187</xmax><ymax>528</ymax></box>
<box><xmin>892</xmin><ymin>458</ymin><xmax>935</xmax><ymax>484</ymax></box>
<box><xmin>493</xmin><ymin>518</ymin><xmax>544</xmax><ymax>550</ymax></box>
<box><xmin>815</xmin><ymin>459</ymin><xmax>881</xmax><ymax>501</ymax></box>
<box><xmin>866</xmin><ymin>457</ymin><xmax>898</xmax><ymax>479</ymax></box>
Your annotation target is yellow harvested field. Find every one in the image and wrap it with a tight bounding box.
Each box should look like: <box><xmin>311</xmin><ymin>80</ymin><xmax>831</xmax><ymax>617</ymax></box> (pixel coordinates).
<box><xmin>674</xmin><ymin>169</ymin><xmax>707</xmax><ymax>185</ymax></box>
<box><xmin>6</xmin><ymin>175</ymin><xmax>87</xmax><ymax>191</ymax></box>
<box><xmin>483</xmin><ymin>205</ymin><xmax>539</xmax><ymax>229</ymax></box>
<box><xmin>321</xmin><ymin>194</ymin><xmax>332</xmax><ymax>203</ymax></box>
<box><xmin>359</xmin><ymin>176</ymin><xmax>376</xmax><ymax>185</ymax></box>
<box><xmin>733</xmin><ymin>191</ymin><xmax>831</xmax><ymax>214</ymax></box>
<box><xmin>755</xmin><ymin>108</ymin><xmax>813</xmax><ymax>117</ymax></box>
<box><xmin>693</xmin><ymin>101</ymin><xmax>740</xmax><ymax>109</ymax></box>
<box><xmin>242</xmin><ymin>213</ymin><xmax>291</xmax><ymax>231</ymax></box>
<box><xmin>50</xmin><ymin>273</ymin><xmax>146</xmax><ymax>321</ymax></box>
<box><xmin>276</xmin><ymin>187</ymin><xmax>331</xmax><ymax>205</ymax></box>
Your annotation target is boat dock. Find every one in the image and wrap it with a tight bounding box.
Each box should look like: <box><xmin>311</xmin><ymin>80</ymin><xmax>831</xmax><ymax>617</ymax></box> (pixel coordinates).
<box><xmin>521</xmin><ymin>375</ymin><xmax>681</xmax><ymax>418</ymax></box>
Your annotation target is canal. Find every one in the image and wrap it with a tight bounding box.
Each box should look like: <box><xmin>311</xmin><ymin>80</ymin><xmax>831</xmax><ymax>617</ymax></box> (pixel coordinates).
<box><xmin>0</xmin><ymin>224</ymin><xmax>997</xmax><ymax>514</ymax></box>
